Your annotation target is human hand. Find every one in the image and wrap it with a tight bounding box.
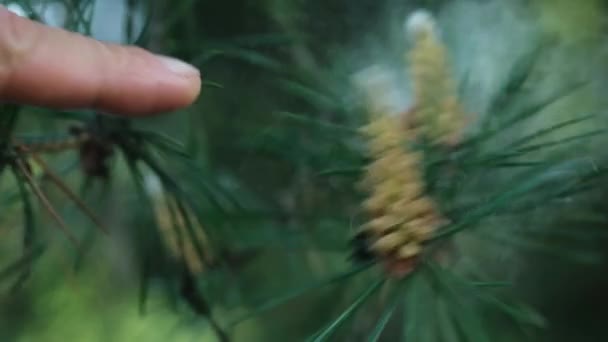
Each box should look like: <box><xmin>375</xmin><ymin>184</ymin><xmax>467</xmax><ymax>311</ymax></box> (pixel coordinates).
<box><xmin>0</xmin><ymin>6</ymin><xmax>201</xmax><ymax>116</ymax></box>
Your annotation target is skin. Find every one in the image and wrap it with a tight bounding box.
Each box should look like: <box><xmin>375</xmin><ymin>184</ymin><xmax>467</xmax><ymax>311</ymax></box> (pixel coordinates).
<box><xmin>0</xmin><ymin>5</ymin><xmax>201</xmax><ymax>117</ymax></box>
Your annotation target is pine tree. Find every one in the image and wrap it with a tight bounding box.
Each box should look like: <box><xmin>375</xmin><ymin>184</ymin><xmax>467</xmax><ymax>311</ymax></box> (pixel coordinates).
<box><xmin>1</xmin><ymin>0</ymin><xmax>608</xmax><ymax>341</ymax></box>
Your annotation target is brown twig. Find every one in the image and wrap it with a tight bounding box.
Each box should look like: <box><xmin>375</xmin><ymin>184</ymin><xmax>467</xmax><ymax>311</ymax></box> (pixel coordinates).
<box><xmin>15</xmin><ymin>157</ymin><xmax>80</xmax><ymax>247</ymax></box>
<box><xmin>29</xmin><ymin>153</ymin><xmax>109</xmax><ymax>235</ymax></box>
<box><xmin>11</xmin><ymin>131</ymin><xmax>90</xmax><ymax>154</ymax></box>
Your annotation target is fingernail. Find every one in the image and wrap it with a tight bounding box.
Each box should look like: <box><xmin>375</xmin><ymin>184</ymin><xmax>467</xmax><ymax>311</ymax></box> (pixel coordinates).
<box><xmin>156</xmin><ymin>55</ymin><xmax>199</xmax><ymax>77</ymax></box>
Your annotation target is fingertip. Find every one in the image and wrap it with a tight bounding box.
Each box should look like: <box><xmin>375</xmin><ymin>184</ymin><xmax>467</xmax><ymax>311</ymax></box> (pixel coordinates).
<box><xmin>155</xmin><ymin>55</ymin><xmax>200</xmax><ymax>79</ymax></box>
<box><xmin>131</xmin><ymin>73</ymin><xmax>202</xmax><ymax>116</ymax></box>
<box><xmin>160</xmin><ymin>60</ymin><xmax>202</xmax><ymax>112</ymax></box>
<box><xmin>96</xmin><ymin>52</ymin><xmax>202</xmax><ymax>116</ymax></box>
<box><xmin>143</xmin><ymin>54</ymin><xmax>202</xmax><ymax>115</ymax></box>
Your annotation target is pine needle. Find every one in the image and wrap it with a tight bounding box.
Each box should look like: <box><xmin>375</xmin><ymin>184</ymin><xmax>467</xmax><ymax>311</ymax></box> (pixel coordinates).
<box><xmin>14</xmin><ymin>158</ymin><xmax>79</xmax><ymax>247</ymax></box>
<box><xmin>308</xmin><ymin>278</ymin><xmax>385</xmax><ymax>341</ymax></box>
<box><xmin>367</xmin><ymin>285</ymin><xmax>404</xmax><ymax>341</ymax></box>
<box><xmin>29</xmin><ymin>152</ymin><xmax>109</xmax><ymax>235</ymax></box>
<box><xmin>229</xmin><ymin>261</ymin><xmax>373</xmax><ymax>327</ymax></box>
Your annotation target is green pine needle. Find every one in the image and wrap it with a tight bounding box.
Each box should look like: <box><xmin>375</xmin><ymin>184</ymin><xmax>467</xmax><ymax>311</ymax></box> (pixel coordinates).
<box><xmin>308</xmin><ymin>278</ymin><xmax>385</xmax><ymax>341</ymax></box>
<box><xmin>0</xmin><ymin>245</ymin><xmax>45</xmax><ymax>284</ymax></box>
<box><xmin>366</xmin><ymin>288</ymin><xmax>403</xmax><ymax>342</ymax></box>
<box><xmin>426</xmin><ymin>262</ymin><xmax>492</xmax><ymax>342</ymax></box>
<box><xmin>229</xmin><ymin>262</ymin><xmax>373</xmax><ymax>328</ymax></box>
